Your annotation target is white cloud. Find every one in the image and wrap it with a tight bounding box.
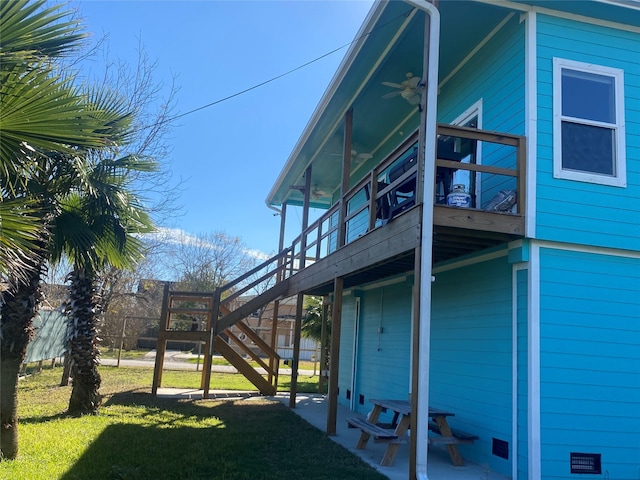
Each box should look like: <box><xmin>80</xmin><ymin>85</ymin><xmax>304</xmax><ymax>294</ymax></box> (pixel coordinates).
<box><xmin>146</xmin><ymin>227</ymin><xmax>203</xmax><ymax>247</ymax></box>
<box><xmin>143</xmin><ymin>227</ymin><xmax>271</xmax><ymax>261</ymax></box>
<box><xmin>242</xmin><ymin>248</ymin><xmax>271</xmax><ymax>261</ymax></box>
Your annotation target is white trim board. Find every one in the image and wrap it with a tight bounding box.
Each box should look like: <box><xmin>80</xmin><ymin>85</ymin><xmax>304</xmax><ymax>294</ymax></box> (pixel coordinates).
<box><xmin>534</xmin><ymin>239</ymin><xmax>640</xmax><ymax>259</ymax></box>
<box><xmin>524</xmin><ymin>10</ymin><xmax>537</xmax><ymax>239</ymax></box>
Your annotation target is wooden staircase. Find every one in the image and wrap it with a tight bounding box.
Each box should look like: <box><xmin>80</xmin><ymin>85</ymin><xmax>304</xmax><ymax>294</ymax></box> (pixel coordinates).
<box><xmin>152</xmin><ymin>249</ymin><xmax>294</xmax><ymax>398</ymax></box>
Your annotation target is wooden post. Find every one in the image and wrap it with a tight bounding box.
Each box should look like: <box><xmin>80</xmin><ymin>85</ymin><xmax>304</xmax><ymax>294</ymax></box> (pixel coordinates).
<box><xmin>289</xmin><ymin>169</ymin><xmax>311</xmax><ymax>407</ymax></box>
<box><xmin>268</xmin><ymin>300</ymin><xmax>279</xmax><ymax>385</ymax></box>
<box><xmin>116</xmin><ymin>316</ymin><xmax>127</xmax><ymax>368</ymax></box>
<box><xmin>202</xmin><ymin>289</ymin><xmax>221</xmax><ymax>397</ymax></box>
<box><xmin>300</xmin><ymin>166</ymin><xmax>311</xmax><ymax>269</ymax></box>
<box><xmin>289</xmin><ymin>292</ymin><xmax>305</xmax><ymax>408</ymax></box>
<box><xmin>367</xmin><ymin>169</ymin><xmax>378</xmax><ymax>231</ymax></box>
<box><xmin>326</xmin><ymin>277</ymin><xmax>343</xmax><ymax>435</ymax></box>
<box><xmin>517</xmin><ymin>136</ymin><xmax>527</xmax><ymax>216</ymax></box>
<box><xmin>337</xmin><ymin>109</ymin><xmax>353</xmax><ymax>248</ymax></box>
<box><xmin>152</xmin><ymin>283</ymin><xmax>170</xmax><ymax>396</ymax></box>
<box><xmin>270</xmin><ymin>203</ymin><xmax>287</xmax><ymax>384</ymax></box>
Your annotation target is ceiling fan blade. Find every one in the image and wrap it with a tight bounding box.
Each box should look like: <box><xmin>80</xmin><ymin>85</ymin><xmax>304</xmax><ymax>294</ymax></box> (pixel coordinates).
<box><xmin>407</xmin><ymin>76</ymin><xmax>421</xmax><ymax>88</ymax></box>
<box><xmin>382</xmin><ymin>81</ymin><xmax>404</xmax><ymax>88</ymax></box>
<box><xmin>382</xmin><ymin>91</ymin><xmax>402</xmax><ymax>99</ymax></box>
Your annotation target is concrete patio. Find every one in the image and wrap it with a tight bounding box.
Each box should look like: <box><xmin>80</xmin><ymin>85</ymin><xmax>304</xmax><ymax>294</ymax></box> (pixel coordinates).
<box><xmin>156</xmin><ymin>388</ymin><xmax>510</xmax><ymax>480</ymax></box>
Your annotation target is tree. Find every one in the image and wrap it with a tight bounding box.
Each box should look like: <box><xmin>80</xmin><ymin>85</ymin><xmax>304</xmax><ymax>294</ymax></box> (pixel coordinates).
<box><xmin>0</xmin><ymin>0</ymin><xmax>94</xmax><ymax>283</ymax></box>
<box><xmin>0</xmin><ymin>0</ymin><xmax>139</xmax><ymax>458</ymax></box>
<box><xmin>67</xmin><ymin>40</ymin><xmax>182</xmax><ymax>337</ymax></box>
<box><xmin>167</xmin><ymin>231</ymin><xmax>254</xmax><ymax>292</ymax></box>
<box><xmin>51</xmin><ymin>153</ymin><xmax>155</xmax><ymax>415</ymax></box>
<box><xmin>301</xmin><ymin>296</ymin><xmax>327</xmax><ymax>342</ymax></box>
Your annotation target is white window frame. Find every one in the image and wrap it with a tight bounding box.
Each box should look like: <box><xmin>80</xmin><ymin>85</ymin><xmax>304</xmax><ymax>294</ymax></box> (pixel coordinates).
<box><xmin>553</xmin><ymin>58</ymin><xmax>626</xmax><ymax>187</ymax></box>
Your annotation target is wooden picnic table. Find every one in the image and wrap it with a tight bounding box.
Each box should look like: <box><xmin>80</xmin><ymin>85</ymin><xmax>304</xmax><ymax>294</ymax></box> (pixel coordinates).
<box><xmin>349</xmin><ymin>399</ymin><xmax>475</xmax><ymax>467</ymax></box>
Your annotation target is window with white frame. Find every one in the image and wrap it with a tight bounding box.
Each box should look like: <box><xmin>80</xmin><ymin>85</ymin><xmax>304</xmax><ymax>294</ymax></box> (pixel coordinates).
<box><xmin>553</xmin><ymin>58</ymin><xmax>626</xmax><ymax>187</ymax></box>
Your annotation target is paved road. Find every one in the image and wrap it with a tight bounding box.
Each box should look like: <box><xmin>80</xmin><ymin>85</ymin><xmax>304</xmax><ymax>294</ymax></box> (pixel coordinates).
<box><xmin>100</xmin><ymin>351</ymin><xmax>316</xmax><ymax>376</ymax></box>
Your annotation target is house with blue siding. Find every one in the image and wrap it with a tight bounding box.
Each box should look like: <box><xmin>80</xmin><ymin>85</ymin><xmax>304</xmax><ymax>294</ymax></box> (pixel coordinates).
<box><xmin>169</xmin><ymin>1</ymin><xmax>639</xmax><ymax>478</ymax></box>
<box><xmin>261</xmin><ymin>1</ymin><xmax>640</xmax><ymax>478</ymax></box>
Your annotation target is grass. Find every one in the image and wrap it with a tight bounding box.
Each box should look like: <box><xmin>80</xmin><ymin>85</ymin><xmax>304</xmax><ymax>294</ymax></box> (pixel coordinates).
<box><xmin>100</xmin><ymin>349</ymin><xmax>321</xmax><ymax>373</ymax></box>
<box><xmin>0</xmin><ymin>366</ymin><xmax>385</xmax><ymax>480</ymax></box>
<box><xmin>99</xmin><ymin>349</ymin><xmax>151</xmax><ymax>360</ymax></box>
<box><xmin>185</xmin><ymin>356</ymin><xmax>320</xmax><ymax>371</ymax></box>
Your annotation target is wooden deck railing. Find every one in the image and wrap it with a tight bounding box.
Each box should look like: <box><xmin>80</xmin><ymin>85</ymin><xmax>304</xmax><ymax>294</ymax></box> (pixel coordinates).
<box><xmin>282</xmin><ymin>124</ymin><xmax>526</xmax><ymax>276</ymax></box>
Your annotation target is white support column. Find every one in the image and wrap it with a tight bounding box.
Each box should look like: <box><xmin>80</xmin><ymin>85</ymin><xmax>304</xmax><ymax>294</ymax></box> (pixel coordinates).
<box><xmin>404</xmin><ymin>1</ymin><xmax>440</xmax><ymax>479</ymax></box>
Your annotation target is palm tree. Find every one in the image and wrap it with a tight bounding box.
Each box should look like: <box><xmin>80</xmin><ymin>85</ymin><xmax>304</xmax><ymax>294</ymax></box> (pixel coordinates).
<box><xmin>0</xmin><ymin>0</ymin><xmax>108</xmax><ymax>277</ymax></box>
<box><xmin>51</xmin><ymin>153</ymin><xmax>155</xmax><ymax>415</ymax></box>
<box><xmin>0</xmin><ymin>0</ymin><xmax>135</xmax><ymax>458</ymax></box>
<box><xmin>301</xmin><ymin>296</ymin><xmax>327</xmax><ymax>342</ymax></box>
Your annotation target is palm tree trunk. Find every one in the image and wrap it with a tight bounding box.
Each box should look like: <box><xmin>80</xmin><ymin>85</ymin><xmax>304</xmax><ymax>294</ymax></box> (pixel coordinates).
<box><xmin>0</xmin><ymin>355</ymin><xmax>22</xmax><ymax>459</ymax></box>
<box><xmin>65</xmin><ymin>268</ymin><xmax>101</xmax><ymax>416</ymax></box>
<box><xmin>0</xmin><ymin>270</ymin><xmax>42</xmax><ymax>460</ymax></box>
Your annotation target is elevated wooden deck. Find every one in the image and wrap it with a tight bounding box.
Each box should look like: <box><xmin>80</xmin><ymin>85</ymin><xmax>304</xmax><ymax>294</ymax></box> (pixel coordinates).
<box><xmin>278</xmin><ymin>124</ymin><xmax>526</xmax><ymax>293</ymax></box>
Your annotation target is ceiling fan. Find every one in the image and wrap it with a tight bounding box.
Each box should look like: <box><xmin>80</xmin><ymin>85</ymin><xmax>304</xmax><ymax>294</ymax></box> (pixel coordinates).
<box><xmin>289</xmin><ymin>184</ymin><xmax>330</xmax><ymax>200</ymax></box>
<box><xmin>327</xmin><ymin>148</ymin><xmax>373</xmax><ymax>163</ymax></box>
<box><xmin>311</xmin><ymin>185</ymin><xmax>329</xmax><ymax>200</ymax></box>
<box><xmin>351</xmin><ymin>149</ymin><xmax>373</xmax><ymax>163</ymax></box>
<box><xmin>382</xmin><ymin>72</ymin><xmax>423</xmax><ymax>105</ymax></box>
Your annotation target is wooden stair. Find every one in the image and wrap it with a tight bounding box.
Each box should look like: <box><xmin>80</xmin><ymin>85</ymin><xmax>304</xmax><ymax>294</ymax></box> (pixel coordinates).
<box><xmin>212</xmin><ymin>336</ymin><xmax>276</xmax><ymax>395</ymax></box>
<box><xmin>152</xmin><ymin>248</ymin><xmax>294</xmax><ymax>398</ymax></box>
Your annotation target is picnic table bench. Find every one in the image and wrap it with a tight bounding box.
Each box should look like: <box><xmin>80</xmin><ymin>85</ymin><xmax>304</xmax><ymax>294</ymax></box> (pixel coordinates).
<box><xmin>347</xmin><ymin>399</ymin><xmax>477</xmax><ymax>467</ymax></box>
<box><xmin>428</xmin><ymin>421</ymin><xmax>479</xmax><ymax>444</ymax></box>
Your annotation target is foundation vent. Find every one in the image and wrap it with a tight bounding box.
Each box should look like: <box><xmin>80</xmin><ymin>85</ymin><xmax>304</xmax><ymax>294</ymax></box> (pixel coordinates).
<box><xmin>570</xmin><ymin>453</ymin><xmax>601</xmax><ymax>474</ymax></box>
<box><xmin>492</xmin><ymin>438</ymin><xmax>509</xmax><ymax>459</ymax></box>
<box><xmin>359</xmin><ymin>394</ymin><xmax>365</xmax><ymax>405</ymax></box>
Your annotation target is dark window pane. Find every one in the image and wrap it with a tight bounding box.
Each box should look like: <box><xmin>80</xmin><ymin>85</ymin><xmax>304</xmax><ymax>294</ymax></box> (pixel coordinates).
<box><xmin>562</xmin><ymin>122</ymin><xmax>615</xmax><ymax>175</ymax></box>
<box><xmin>562</xmin><ymin>69</ymin><xmax>615</xmax><ymax>123</ymax></box>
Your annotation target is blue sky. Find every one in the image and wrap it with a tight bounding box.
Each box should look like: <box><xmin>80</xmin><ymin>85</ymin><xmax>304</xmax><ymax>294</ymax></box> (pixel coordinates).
<box><xmin>72</xmin><ymin>0</ymin><xmax>374</xmax><ymax>259</ymax></box>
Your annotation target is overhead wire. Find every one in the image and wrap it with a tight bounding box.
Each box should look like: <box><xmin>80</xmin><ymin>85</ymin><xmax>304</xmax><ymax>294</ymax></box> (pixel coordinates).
<box><xmin>135</xmin><ymin>7</ymin><xmax>415</xmax><ymax>133</ymax></box>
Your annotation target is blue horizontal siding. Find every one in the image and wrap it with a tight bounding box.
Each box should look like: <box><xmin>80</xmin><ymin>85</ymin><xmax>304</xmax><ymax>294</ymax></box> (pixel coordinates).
<box><xmin>536</xmin><ymin>14</ymin><xmax>640</xmax><ymax>251</ymax></box>
<box><xmin>336</xmin><ymin>280</ymin><xmax>413</xmax><ymax>420</ymax></box>
<box><xmin>539</xmin><ymin>247</ymin><xmax>640</xmax><ymax>479</ymax></box>
<box><xmin>438</xmin><ymin>14</ymin><xmax>525</xmax><ymax>212</ymax></box>
<box><xmin>355</xmin><ymin>282</ymin><xmax>413</xmax><ymax>420</ymax></box>
<box><xmin>431</xmin><ymin>256</ymin><xmax>513</xmax><ymax>476</ymax></box>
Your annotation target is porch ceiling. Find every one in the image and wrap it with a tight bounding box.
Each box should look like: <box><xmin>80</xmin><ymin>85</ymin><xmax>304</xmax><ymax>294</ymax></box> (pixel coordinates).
<box><xmin>267</xmin><ymin>0</ymin><xmax>512</xmax><ymax>208</ymax></box>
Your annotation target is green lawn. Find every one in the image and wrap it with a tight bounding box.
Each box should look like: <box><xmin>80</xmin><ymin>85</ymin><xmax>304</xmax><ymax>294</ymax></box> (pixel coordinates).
<box><xmin>1</xmin><ymin>367</ymin><xmax>380</xmax><ymax>480</ymax></box>
<box><xmin>185</xmin><ymin>356</ymin><xmax>320</xmax><ymax>371</ymax></box>
<box><xmin>99</xmin><ymin>349</ymin><xmax>151</xmax><ymax>360</ymax></box>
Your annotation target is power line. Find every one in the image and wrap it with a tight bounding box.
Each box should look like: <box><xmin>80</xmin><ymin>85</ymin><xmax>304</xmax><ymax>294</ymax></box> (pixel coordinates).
<box><xmin>137</xmin><ymin>7</ymin><xmax>413</xmax><ymax>132</ymax></box>
<box><xmin>165</xmin><ymin>42</ymin><xmax>351</xmax><ymax>124</ymax></box>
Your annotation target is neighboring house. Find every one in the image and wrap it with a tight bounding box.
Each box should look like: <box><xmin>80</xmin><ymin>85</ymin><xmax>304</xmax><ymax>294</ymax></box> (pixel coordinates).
<box><xmin>255</xmin><ymin>1</ymin><xmax>639</xmax><ymax>479</ymax></box>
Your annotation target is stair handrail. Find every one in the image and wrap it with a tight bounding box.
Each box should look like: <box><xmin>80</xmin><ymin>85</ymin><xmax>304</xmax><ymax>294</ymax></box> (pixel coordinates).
<box><xmin>217</xmin><ymin>247</ymin><xmax>292</xmax><ymax>303</ymax></box>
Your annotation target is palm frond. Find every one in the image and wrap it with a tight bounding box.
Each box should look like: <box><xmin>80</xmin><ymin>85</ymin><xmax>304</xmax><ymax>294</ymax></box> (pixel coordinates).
<box><xmin>0</xmin><ymin>66</ymin><xmax>113</xmax><ymax>177</ymax></box>
<box><xmin>0</xmin><ymin>0</ymin><xmax>85</xmax><ymax>65</ymax></box>
<box><xmin>0</xmin><ymin>198</ymin><xmax>46</xmax><ymax>280</ymax></box>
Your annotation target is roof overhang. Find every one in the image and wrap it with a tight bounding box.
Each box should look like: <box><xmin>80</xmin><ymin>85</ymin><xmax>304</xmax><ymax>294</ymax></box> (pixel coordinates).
<box><xmin>266</xmin><ymin>0</ymin><xmax>640</xmax><ymax>209</ymax></box>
